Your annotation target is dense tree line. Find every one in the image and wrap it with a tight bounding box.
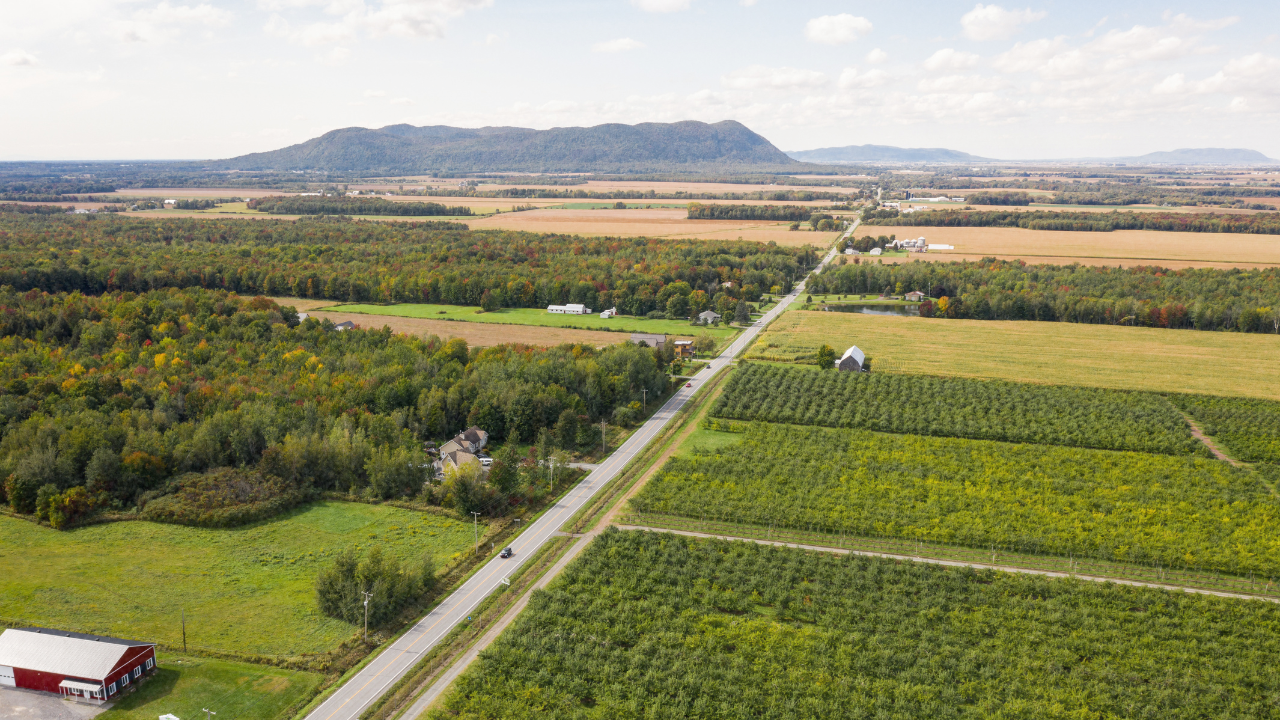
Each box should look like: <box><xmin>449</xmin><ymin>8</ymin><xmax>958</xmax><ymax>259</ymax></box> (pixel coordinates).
<box><xmin>247</xmin><ymin>196</ymin><xmax>474</xmax><ymax>217</ymax></box>
<box><xmin>0</xmin><ymin>203</ymin><xmax>70</xmax><ymax>215</ymax></box>
<box><xmin>711</xmin><ymin>364</ymin><xmax>1204</xmax><ymax>456</ymax></box>
<box><xmin>0</xmin><ymin>213</ymin><xmax>810</xmax><ymax>314</ymax></box>
<box><xmin>631</xmin><ymin>423</ymin><xmax>1280</xmax><ymax>576</ymax></box>
<box><xmin>962</xmin><ymin>191</ymin><xmax>1033</xmax><ymax>205</ymax></box>
<box><xmin>0</xmin><ymin>287</ymin><xmax>668</xmax><ymax>527</ymax></box>
<box><xmin>407</xmin><ymin>187</ymin><xmax>857</xmax><ymax>202</ymax></box>
<box><xmin>686</xmin><ymin>202</ymin><xmax>815</xmax><ymax>221</ymax></box>
<box><xmin>809</xmin><ymin>258</ymin><xmax>1280</xmax><ymax>333</ymax></box>
<box><xmin>863</xmin><ymin>208</ymin><xmax>1280</xmax><ymax>234</ymax></box>
<box><xmin>435</xmin><ymin>529</ymin><xmax>1280</xmax><ymax>719</ymax></box>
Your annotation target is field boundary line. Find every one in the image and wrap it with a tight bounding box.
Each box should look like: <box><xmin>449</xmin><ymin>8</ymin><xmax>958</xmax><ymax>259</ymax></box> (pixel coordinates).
<box><xmin>1177</xmin><ymin>410</ymin><xmax>1246</xmax><ymax>468</ymax></box>
<box><xmin>616</xmin><ymin>525</ymin><xmax>1280</xmax><ymax>604</ymax></box>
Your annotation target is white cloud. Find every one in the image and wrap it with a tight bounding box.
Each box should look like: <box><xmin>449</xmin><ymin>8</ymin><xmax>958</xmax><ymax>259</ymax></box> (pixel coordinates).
<box><xmin>866</xmin><ymin>48</ymin><xmax>887</xmax><ymax>64</ymax></box>
<box><xmin>592</xmin><ymin>37</ymin><xmax>644</xmax><ymax>53</ymax></box>
<box><xmin>723</xmin><ymin>64</ymin><xmax>827</xmax><ymax>90</ymax></box>
<box><xmin>1</xmin><ymin>49</ymin><xmax>38</xmax><ymax>66</ymax></box>
<box><xmin>364</xmin><ymin>89</ymin><xmax>386</xmax><ymax>97</ymax></box>
<box><xmin>265</xmin><ymin>0</ymin><xmax>492</xmax><ymax>46</ymax></box>
<box><xmin>923</xmin><ymin>48</ymin><xmax>980</xmax><ymax>71</ymax></box>
<box><xmin>739</xmin><ymin>0</ymin><xmax>757</xmax><ymax>5</ymax></box>
<box><xmin>485</xmin><ymin>32</ymin><xmax>503</xmax><ymax>45</ymax></box>
<box><xmin>961</xmin><ymin>4</ymin><xmax>1045</xmax><ymax>42</ymax></box>
<box><xmin>116</xmin><ymin>1</ymin><xmax>232</xmax><ymax>43</ymax></box>
<box><xmin>1151</xmin><ymin>73</ymin><xmax>1186</xmax><ymax>95</ymax></box>
<box><xmin>837</xmin><ymin>67</ymin><xmax>887</xmax><ymax>89</ymax></box>
<box><xmin>322</xmin><ymin>46</ymin><xmax>350</xmax><ymax>64</ymax></box>
<box><xmin>631</xmin><ymin>0</ymin><xmax>689</xmax><ymax>12</ymax></box>
<box><xmin>390</xmin><ymin>97</ymin><xmax>413</xmax><ymax>105</ymax></box>
<box><xmin>805</xmin><ymin>14</ymin><xmax>872</xmax><ymax>45</ymax></box>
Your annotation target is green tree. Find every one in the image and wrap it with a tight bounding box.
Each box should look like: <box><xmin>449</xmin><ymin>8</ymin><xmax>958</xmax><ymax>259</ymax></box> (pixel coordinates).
<box><xmin>666</xmin><ymin>294</ymin><xmax>689</xmax><ymax>320</ymax></box>
<box><xmin>734</xmin><ymin>301</ymin><xmax>751</xmax><ymax>326</ymax></box>
<box><xmin>816</xmin><ymin>344</ymin><xmax>836</xmax><ymax>369</ymax></box>
<box><xmin>692</xmin><ymin>333</ymin><xmax>716</xmax><ymax>355</ymax></box>
<box><xmin>555</xmin><ymin>409</ymin><xmax>579</xmax><ymax>450</ymax></box>
<box><xmin>480</xmin><ymin>289</ymin><xmax>500</xmax><ymax>312</ymax></box>
<box><xmin>488</xmin><ymin>444</ymin><xmax>522</xmax><ymax>496</ymax></box>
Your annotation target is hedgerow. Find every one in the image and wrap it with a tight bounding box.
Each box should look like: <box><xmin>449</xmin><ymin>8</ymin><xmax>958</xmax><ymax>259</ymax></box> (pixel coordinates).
<box><xmin>433</xmin><ymin>529</ymin><xmax>1280</xmax><ymax>719</ymax></box>
<box><xmin>1169</xmin><ymin>394</ymin><xmax>1280</xmax><ymax>464</ymax></box>
<box><xmin>630</xmin><ymin>424</ymin><xmax>1280</xmax><ymax>576</ymax></box>
<box><xmin>710</xmin><ymin>363</ymin><xmax>1204</xmax><ymax>456</ymax></box>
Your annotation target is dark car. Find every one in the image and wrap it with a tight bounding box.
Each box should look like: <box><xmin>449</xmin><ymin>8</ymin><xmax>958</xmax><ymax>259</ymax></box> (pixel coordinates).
<box><xmin>499</xmin><ymin>547</ymin><xmax>513</xmax><ymax>558</ymax></box>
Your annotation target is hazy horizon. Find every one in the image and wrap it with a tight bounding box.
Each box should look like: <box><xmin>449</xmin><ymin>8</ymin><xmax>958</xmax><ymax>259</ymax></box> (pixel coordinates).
<box><xmin>2</xmin><ymin>0</ymin><xmax>1277</xmax><ymax>162</ymax></box>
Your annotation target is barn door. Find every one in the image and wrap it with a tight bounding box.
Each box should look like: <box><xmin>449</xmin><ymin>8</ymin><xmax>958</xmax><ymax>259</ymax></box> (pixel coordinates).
<box><xmin>0</xmin><ymin>666</ymin><xmax>14</xmax><ymax>687</ymax></box>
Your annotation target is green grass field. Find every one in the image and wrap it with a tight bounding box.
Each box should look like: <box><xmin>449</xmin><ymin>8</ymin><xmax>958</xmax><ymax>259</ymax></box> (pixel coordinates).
<box><xmin>323</xmin><ymin>304</ymin><xmax>740</xmax><ymax>339</ymax></box>
<box><xmin>0</xmin><ymin>502</ymin><xmax>477</xmax><ymax>657</ymax></box>
<box><xmin>98</xmin><ymin>654</ymin><xmax>322</xmax><ymax>720</ymax></box>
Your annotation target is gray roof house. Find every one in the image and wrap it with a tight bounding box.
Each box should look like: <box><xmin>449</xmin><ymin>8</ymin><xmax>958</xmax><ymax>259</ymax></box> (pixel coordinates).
<box><xmin>697</xmin><ymin>310</ymin><xmax>722</xmax><ymax>324</ymax></box>
<box><xmin>631</xmin><ymin>333</ymin><xmax>667</xmax><ymax>350</ymax></box>
<box><xmin>836</xmin><ymin>345</ymin><xmax>866</xmax><ymax>372</ymax></box>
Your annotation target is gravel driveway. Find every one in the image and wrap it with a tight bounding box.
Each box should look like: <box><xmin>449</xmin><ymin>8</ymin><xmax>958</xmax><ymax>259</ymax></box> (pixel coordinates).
<box><xmin>0</xmin><ymin>689</ymin><xmax>110</xmax><ymax>720</ymax></box>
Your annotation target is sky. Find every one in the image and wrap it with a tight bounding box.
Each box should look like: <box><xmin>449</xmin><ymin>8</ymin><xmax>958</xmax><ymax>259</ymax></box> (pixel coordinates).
<box><xmin>2</xmin><ymin>0</ymin><xmax>1279</xmax><ymax>161</ymax></box>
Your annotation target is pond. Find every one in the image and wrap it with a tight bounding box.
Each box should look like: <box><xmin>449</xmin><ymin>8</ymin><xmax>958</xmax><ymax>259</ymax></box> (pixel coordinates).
<box><xmin>820</xmin><ymin>303</ymin><xmax>920</xmax><ymax>317</ymax></box>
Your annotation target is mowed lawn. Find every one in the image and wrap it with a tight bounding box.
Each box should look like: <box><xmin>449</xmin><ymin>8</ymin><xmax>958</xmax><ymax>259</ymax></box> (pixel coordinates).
<box><xmin>98</xmin><ymin>654</ymin><xmax>321</xmax><ymax>720</ymax></box>
<box><xmin>748</xmin><ymin>310</ymin><xmax>1280</xmax><ymax>399</ymax></box>
<box><xmin>0</xmin><ymin>502</ymin><xmax>477</xmax><ymax>657</ymax></box>
<box><xmin>324</xmin><ymin>303</ymin><xmax>740</xmax><ymax>339</ymax></box>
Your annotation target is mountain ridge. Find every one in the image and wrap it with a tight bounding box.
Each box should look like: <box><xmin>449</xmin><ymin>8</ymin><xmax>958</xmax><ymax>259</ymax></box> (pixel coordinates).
<box><xmin>212</xmin><ymin>120</ymin><xmax>810</xmax><ymax>174</ymax></box>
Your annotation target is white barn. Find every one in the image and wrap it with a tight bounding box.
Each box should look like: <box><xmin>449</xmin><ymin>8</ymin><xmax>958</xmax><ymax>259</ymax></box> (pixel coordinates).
<box><xmin>547</xmin><ymin>304</ymin><xmax>591</xmax><ymax>315</ymax></box>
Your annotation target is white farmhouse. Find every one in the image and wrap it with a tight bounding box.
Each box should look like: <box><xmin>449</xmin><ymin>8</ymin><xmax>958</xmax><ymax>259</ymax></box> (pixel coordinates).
<box><xmin>548</xmin><ymin>304</ymin><xmax>592</xmax><ymax>315</ymax></box>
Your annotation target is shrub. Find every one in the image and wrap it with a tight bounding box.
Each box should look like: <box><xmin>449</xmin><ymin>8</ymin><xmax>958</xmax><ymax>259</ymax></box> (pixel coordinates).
<box><xmin>139</xmin><ymin>467</ymin><xmax>313</xmax><ymax>528</ymax></box>
<box><xmin>315</xmin><ymin>546</ymin><xmax>437</xmax><ymax>626</ymax></box>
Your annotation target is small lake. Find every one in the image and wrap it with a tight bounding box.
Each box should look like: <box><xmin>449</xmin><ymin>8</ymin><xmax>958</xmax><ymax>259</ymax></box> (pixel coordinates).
<box><xmin>820</xmin><ymin>303</ymin><xmax>920</xmax><ymax>317</ymax></box>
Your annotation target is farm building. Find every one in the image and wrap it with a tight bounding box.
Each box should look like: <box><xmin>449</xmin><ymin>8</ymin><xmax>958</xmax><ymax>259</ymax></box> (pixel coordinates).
<box><xmin>547</xmin><ymin>304</ymin><xmax>592</xmax><ymax>315</ymax></box>
<box><xmin>0</xmin><ymin>627</ymin><xmax>156</xmax><ymax>704</ymax></box>
<box><xmin>333</xmin><ymin>321</ymin><xmax>356</xmax><ymax>331</ymax></box>
<box><xmin>600</xmin><ymin>307</ymin><xmax>618</xmax><ymax>318</ymax></box>
<box><xmin>673</xmin><ymin>340</ymin><xmax>695</xmax><ymax>358</ymax></box>
<box><xmin>836</xmin><ymin>346</ymin><xmax>867</xmax><ymax>372</ymax></box>
<box><xmin>631</xmin><ymin>333</ymin><xmax>667</xmax><ymax>350</ymax></box>
<box><xmin>869</xmin><ymin>248</ymin><xmax>883</xmax><ymax>256</ymax></box>
<box><xmin>905</xmin><ymin>291</ymin><xmax>926</xmax><ymax>302</ymax></box>
<box><xmin>696</xmin><ymin>310</ymin><xmax>721</xmax><ymax>324</ymax></box>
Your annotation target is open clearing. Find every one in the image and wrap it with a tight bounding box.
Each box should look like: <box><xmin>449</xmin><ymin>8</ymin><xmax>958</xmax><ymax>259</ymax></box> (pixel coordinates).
<box><xmin>465</xmin><ymin>207</ymin><xmax>839</xmax><ymax>247</ymax></box>
<box><xmin>301</xmin><ymin>309</ymin><xmax>630</xmax><ymax>348</ymax></box>
<box><xmin>324</xmin><ymin>303</ymin><xmax>739</xmax><ymax>339</ymax></box>
<box><xmin>97</xmin><ymin>655</ymin><xmax>321</xmax><ymax>720</ymax></box>
<box><xmin>864</xmin><ymin>225</ymin><xmax>1280</xmax><ymax>267</ymax></box>
<box><xmin>0</xmin><ymin>502</ymin><xmax>476</xmax><ymax>657</ymax></box>
<box><xmin>748</xmin><ymin>310</ymin><xmax>1280</xmax><ymax>399</ymax></box>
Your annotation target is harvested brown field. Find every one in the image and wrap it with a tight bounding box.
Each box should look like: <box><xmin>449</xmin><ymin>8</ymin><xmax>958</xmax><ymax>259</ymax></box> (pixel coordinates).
<box><xmin>381</xmin><ymin>179</ymin><xmax>863</xmax><ymax>196</ymax></box>
<box><xmin>303</xmin><ymin>310</ymin><xmax>628</xmax><ymax>348</ymax></box>
<box><xmin>865</xmin><ymin>225</ymin><xmax>1280</xmax><ymax>266</ymax></box>
<box><xmin>884</xmin><ymin>254</ymin><xmax>1280</xmax><ymax>271</ymax></box>
<box><xmin>750</xmin><ymin>310</ymin><xmax>1280</xmax><ymax>400</ymax></box>
<box><xmin>466</xmin><ymin>208</ymin><xmax>839</xmax><ymax>247</ymax></box>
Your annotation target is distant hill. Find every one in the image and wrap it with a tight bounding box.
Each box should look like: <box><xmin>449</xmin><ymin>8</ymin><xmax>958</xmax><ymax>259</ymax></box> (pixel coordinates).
<box><xmin>1121</xmin><ymin>148</ymin><xmax>1274</xmax><ymax>164</ymax></box>
<box><xmin>212</xmin><ymin>121</ymin><xmax>810</xmax><ymax>174</ymax></box>
<box><xmin>786</xmin><ymin>144</ymin><xmax>990</xmax><ymax>164</ymax></box>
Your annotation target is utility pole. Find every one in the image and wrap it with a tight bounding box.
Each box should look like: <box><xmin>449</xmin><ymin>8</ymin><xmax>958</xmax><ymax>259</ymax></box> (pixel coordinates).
<box><xmin>641</xmin><ymin>388</ymin><xmax>647</xmax><ymax>412</ymax></box>
<box><xmin>181</xmin><ymin>609</ymin><xmax>187</xmax><ymax>653</ymax></box>
<box><xmin>203</xmin><ymin>709</ymin><xmax>215</xmax><ymax>720</ymax></box>
<box><xmin>600</xmin><ymin>420</ymin><xmax>607</xmax><ymax>455</ymax></box>
<box><xmin>471</xmin><ymin>511</ymin><xmax>481</xmax><ymax>555</ymax></box>
<box><xmin>361</xmin><ymin>591</ymin><xmax>373</xmax><ymax>641</ymax></box>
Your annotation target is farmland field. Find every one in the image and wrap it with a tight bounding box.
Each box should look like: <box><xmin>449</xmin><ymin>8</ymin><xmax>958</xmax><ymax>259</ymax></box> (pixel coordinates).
<box><xmin>748</xmin><ymin>310</ymin><xmax>1280</xmax><ymax>399</ymax></box>
<box><xmin>98</xmin><ymin>654</ymin><xmax>322</xmax><ymax>720</ymax></box>
<box><xmin>711</xmin><ymin>363</ymin><xmax>1204</xmax><ymax>456</ymax></box>
<box><xmin>299</xmin><ymin>309</ymin><xmax>631</xmax><ymax>348</ymax></box>
<box><xmin>0</xmin><ymin>502</ymin><xmax>477</xmax><ymax>657</ymax></box>
<box><xmin>433</xmin><ymin>529</ymin><xmax>1280</xmax><ymax>719</ymax></box>
<box><xmin>322</xmin><ymin>303</ymin><xmax>739</xmax><ymax>339</ymax></box>
<box><xmin>1171</xmin><ymin>394</ymin><xmax>1280</xmax><ymax>464</ymax></box>
<box><xmin>865</xmin><ymin>225</ymin><xmax>1280</xmax><ymax>267</ymax></box>
<box><xmin>629</xmin><ymin>424</ymin><xmax>1280</xmax><ymax>576</ymax></box>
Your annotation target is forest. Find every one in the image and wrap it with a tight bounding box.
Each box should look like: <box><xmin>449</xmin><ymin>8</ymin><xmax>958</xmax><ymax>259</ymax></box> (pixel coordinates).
<box><xmin>433</xmin><ymin>529</ymin><xmax>1280</xmax><ymax>720</ymax></box>
<box><xmin>247</xmin><ymin>196</ymin><xmax>475</xmax><ymax>217</ymax></box>
<box><xmin>808</xmin><ymin>258</ymin><xmax>1280</xmax><ymax>333</ymax></box>
<box><xmin>686</xmin><ymin>203</ymin><xmax>816</xmax><ymax>221</ymax></box>
<box><xmin>0</xmin><ymin>212</ymin><xmax>812</xmax><ymax>314</ymax></box>
<box><xmin>630</xmin><ymin>424</ymin><xmax>1280</xmax><ymax>576</ymax></box>
<box><xmin>710</xmin><ymin>364</ymin><xmax>1204</xmax><ymax>456</ymax></box>
<box><xmin>0</xmin><ymin>287</ymin><xmax>669</xmax><ymax>528</ymax></box>
<box><xmin>863</xmin><ymin>208</ymin><xmax>1280</xmax><ymax>234</ymax></box>
<box><xmin>959</xmin><ymin>191</ymin><xmax>1033</xmax><ymax>205</ymax></box>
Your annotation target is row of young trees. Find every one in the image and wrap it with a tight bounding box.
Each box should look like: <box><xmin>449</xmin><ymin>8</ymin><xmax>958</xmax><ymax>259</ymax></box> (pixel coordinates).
<box><xmin>1170</xmin><ymin>394</ymin><xmax>1280</xmax><ymax>465</ymax></box>
<box><xmin>0</xmin><ymin>212</ymin><xmax>811</xmax><ymax>317</ymax></box>
<box><xmin>632</xmin><ymin>423</ymin><xmax>1280</xmax><ymax>576</ymax></box>
<box><xmin>808</xmin><ymin>258</ymin><xmax>1280</xmax><ymax>333</ymax></box>
<box><xmin>435</xmin><ymin>529</ymin><xmax>1280</xmax><ymax>719</ymax></box>
<box><xmin>864</xmin><ymin>208</ymin><xmax>1280</xmax><ymax>234</ymax></box>
<box><xmin>686</xmin><ymin>203</ymin><xmax>815</xmax><ymax>221</ymax></box>
<box><xmin>710</xmin><ymin>364</ymin><xmax>1205</xmax><ymax>456</ymax></box>
<box><xmin>0</xmin><ymin>287</ymin><xmax>670</xmax><ymax>527</ymax></box>
<box><xmin>247</xmin><ymin>196</ymin><xmax>475</xmax><ymax>217</ymax></box>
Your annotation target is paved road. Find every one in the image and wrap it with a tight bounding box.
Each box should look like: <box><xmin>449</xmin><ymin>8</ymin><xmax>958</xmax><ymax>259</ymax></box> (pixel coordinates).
<box><xmin>304</xmin><ymin>226</ymin><xmax>851</xmax><ymax>720</ymax></box>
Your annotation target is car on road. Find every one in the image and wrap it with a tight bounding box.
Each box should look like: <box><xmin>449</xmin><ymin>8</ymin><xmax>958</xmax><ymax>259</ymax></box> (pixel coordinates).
<box><xmin>499</xmin><ymin>547</ymin><xmax>513</xmax><ymax>558</ymax></box>
<box><xmin>685</xmin><ymin>382</ymin><xmax>692</xmax><ymax>387</ymax></box>
<box><xmin>480</xmin><ymin>457</ymin><xmax>493</xmax><ymax>467</ymax></box>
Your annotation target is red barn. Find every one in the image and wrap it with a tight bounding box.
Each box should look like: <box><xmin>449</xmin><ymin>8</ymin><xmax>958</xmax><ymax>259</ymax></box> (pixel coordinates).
<box><xmin>0</xmin><ymin>627</ymin><xmax>157</xmax><ymax>704</ymax></box>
